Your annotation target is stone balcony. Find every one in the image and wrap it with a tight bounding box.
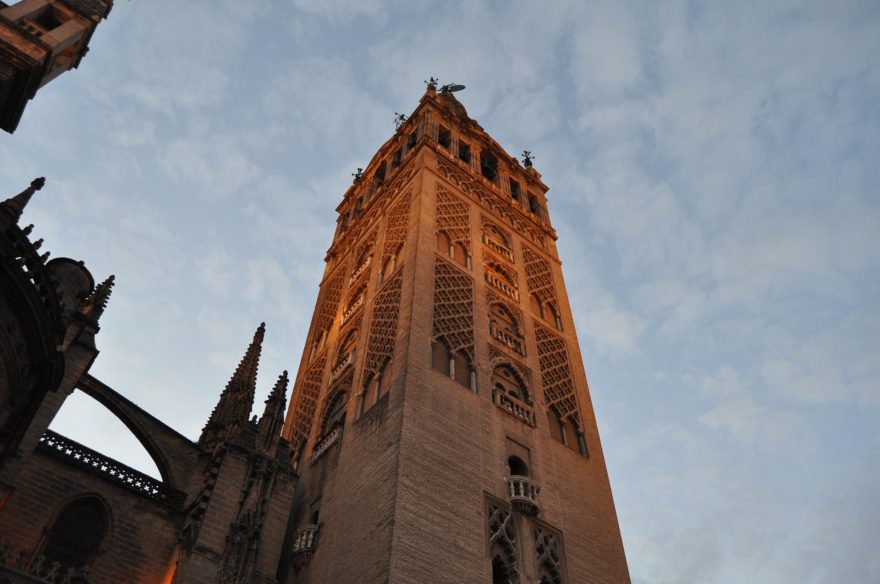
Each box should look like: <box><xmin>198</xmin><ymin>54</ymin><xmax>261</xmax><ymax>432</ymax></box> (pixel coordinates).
<box><xmin>290</xmin><ymin>524</ymin><xmax>320</xmax><ymax>570</ymax></box>
<box><xmin>310</xmin><ymin>425</ymin><xmax>342</xmax><ymax>464</ymax></box>
<box><xmin>485</xmin><ymin>271</ymin><xmax>519</xmax><ymax>301</ymax></box>
<box><xmin>341</xmin><ymin>294</ymin><xmax>364</xmax><ymax>324</ymax></box>
<box><xmin>492</xmin><ymin>388</ymin><xmax>536</xmax><ymax>427</ymax></box>
<box><xmin>349</xmin><ymin>255</ymin><xmax>372</xmax><ymax>284</ymax></box>
<box><xmin>482</xmin><ymin>233</ymin><xmax>514</xmax><ymax>262</ymax></box>
<box><xmin>330</xmin><ymin>350</ymin><xmax>354</xmax><ymax>381</ymax></box>
<box><xmin>491</xmin><ymin>327</ymin><xmax>524</xmax><ymax>355</ymax></box>
<box><xmin>506</xmin><ymin>475</ymin><xmax>540</xmax><ymax>516</ymax></box>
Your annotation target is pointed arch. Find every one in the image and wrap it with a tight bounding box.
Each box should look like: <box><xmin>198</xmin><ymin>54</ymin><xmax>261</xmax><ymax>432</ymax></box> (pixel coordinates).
<box><xmin>40</xmin><ymin>494</ymin><xmax>111</xmax><ymax>573</ymax></box>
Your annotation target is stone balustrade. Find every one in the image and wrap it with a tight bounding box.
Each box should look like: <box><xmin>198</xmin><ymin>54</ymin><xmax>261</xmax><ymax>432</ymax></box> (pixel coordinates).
<box><xmin>492</xmin><ymin>388</ymin><xmax>536</xmax><ymax>427</ymax></box>
<box><xmin>485</xmin><ymin>272</ymin><xmax>519</xmax><ymax>301</ymax></box>
<box><xmin>492</xmin><ymin>328</ymin><xmax>524</xmax><ymax>355</ymax></box>
<box><xmin>349</xmin><ymin>255</ymin><xmax>372</xmax><ymax>284</ymax></box>
<box><xmin>482</xmin><ymin>233</ymin><xmax>514</xmax><ymax>262</ymax></box>
<box><xmin>506</xmin><ymin>475</ymin><xmax>540</xmax><ymax>516</ymax></box>
<box><xmin>341</xmin><ymin>295</ymin><xmax>364</xmax><ymax>323</ymax></box>
<box><xmin>310</xmin><ymin>426</ymin><xmax>342</xmax><ymax>463</ymax></box>
<box><xmin>331</xmin><ymin>351</ymin><xmax>354</xmax><ymax>380</ymax></box>
<box><xmin>290</xmin><ymin>524</ymin><xmax>320</xmax><ymax>570</ymax></box>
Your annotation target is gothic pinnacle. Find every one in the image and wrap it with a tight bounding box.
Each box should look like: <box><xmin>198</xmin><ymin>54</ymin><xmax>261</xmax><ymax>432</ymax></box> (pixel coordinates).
<box><xmin>199</xmin><ymin>322</ymin><xmax>266</xmax><ymax>449</ymax></box>
<box><xmin>257</xmin><ymin>370</ymin><xmax>289</xmax><ymax>453</ymax></box>
<box><xmin>1</xmin><ymin>177</ymin><xmax>45</xmax><ymax>223</ymax></box>
<box><xmin>80</xmin><ymin>275</ymin><xmax>116</xmax><ymax>320</ymax></box>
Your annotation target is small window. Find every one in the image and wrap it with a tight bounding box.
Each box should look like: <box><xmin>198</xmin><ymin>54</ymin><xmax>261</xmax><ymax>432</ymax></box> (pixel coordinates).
<box><xmin>392</xmin><ymin>148</ymin><xmax>402</xmax><ymax>168</ymax></box>
<box><xmin>408</xmin><ymin>131</ymin><xmax>417</xmax><ymax>149</ymax></box>
<box><xmin>509</xmin><ymin>178</ymin><xmax>521</xmax><ymax>201</ymax></box>
<box><xmin>438</xmin><ymin>126</ymin><xmax>451</xmax><ymax>149</ymax></box>
<box><xmin>480</xmin><ymin>151</ymin><xmax>498</xmax><ymax>183</ymax></box>
<box><xmin>373</xmin><ymin>163</ymin><xmax>387</xmax><ymax>186</ymax></box>
<box><xmin>458</xmin><ymin>141</ymin><xmax>471</xmax><ymax>164</ymax></box>
<box><xmin>508</xmin><ymin>456</ymin><xmax>528</xmax><ymax>477</ymax></box>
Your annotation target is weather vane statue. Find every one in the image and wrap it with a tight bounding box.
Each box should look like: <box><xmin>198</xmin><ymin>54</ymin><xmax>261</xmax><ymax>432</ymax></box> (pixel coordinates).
<box><xmin>352</xmin><ymin>168</ymin><xmax>363</xmax><ymax>183</ymax></box>
<box><xmin>521</xmin><ymin>150</ymin><xmax>534</xmax><ymax>168</ymax></box>
<box><xmin>394</xmin><ymin>112</ymin><xmax>407</xmax><ymax>130</ymax></box>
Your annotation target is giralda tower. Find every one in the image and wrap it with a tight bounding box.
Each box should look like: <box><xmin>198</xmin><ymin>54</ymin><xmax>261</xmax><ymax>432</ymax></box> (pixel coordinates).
<box><xmin>280</xmin><ymin>83</ymin><xmax>630</xmax><ymax>584</ymax></box>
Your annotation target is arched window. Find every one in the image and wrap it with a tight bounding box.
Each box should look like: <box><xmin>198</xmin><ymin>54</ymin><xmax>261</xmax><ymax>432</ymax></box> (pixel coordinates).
<box><xmin>492</xmin><ymin>364</ymin><xmax>530</xmax><ymax>403</ymax></box>
<box><xmin>547</xmin><ymin>303</ymin><xmax>563</xmax><ymax>331</ymax></box>
<box><xmin>42</xmin><ymin>496</ymin><xmax>108</xmax><ymax>573</ymax></box>
<box><xmin>437</xmin><ymin>231</ymin><xmax>452</xmax><ymax>256</ymax></box>
<box><xmin>507</xmin><ymin>456</ymin><xmax>528</xmax><ymax>477</ymax></box>
<box><xmin>453</xmin><ymin>243</ymin><xmax>469</xmax><ymax>268</ymax></box>
<box><xmin>319</xmin><ymin>390</ymin><xmax>348</xmax><ymax>437</ymax></box>
<box><xmin>530</xmin><ymin>294</ymin><xmax>544</xmax><ymax>318</ymax></box>
<box><xmin>453</xmin><ymin>350</ymin><xmax>472</xmax><ymax>390</ymax></box>
<box><xmin>431</xmin><ymin>339</ymin><xmax>452</xmax><ymax>376</ymax></box>
<box><xmin>528</xmin><ymin>194</ymin><xmax>541</xmax><ymax>216</ymax></box>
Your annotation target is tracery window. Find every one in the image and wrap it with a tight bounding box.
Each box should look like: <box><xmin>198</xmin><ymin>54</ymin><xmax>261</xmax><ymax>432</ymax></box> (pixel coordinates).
<box><xmin>319</xmin><ymin>389</ymin><xmax>348</xmax><ymax>437</ymax></box>
<box><xmin>489</xmin><ymin>300</ymin><xmax>525</xmax><ymax>356</ymax></box>
<box><xmin>42</xmin><ymin>496</ymin><xmax>109</xmax><ymax>574</ymax></box>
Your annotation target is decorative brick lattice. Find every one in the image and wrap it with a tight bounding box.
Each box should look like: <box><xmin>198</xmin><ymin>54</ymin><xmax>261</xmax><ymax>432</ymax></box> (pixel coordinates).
<box><xmin>290</xmin><ymin>356</ymin><xmax>327</xmax><ymax>455</ymax></box>
<box><xmin>364</xmin><ymin>274</ymin><xmax>403</xmax><ymax>377</ymax></box>
<box><xmin>432</xmin><ymin>258</ymin><xmax>474</xmax><ymax>360</ymax></box>
<box><xmin>382</xmin><ymin>190</ymin><xmax>411</xmax><ymax>264</ymax></box>
<box><xmin>487</xmin><ymin>501</ymin><xmax>518</xmax><ymax>577</ymax></box>
<box><xmin>535</xmin><ymin>526</ymin><xmax>564</xmax><ymax>584</ymax></box>
<box><xmin>349</xmin><ymin>228</ymin><xmax>377</xmax><ymax>283</ymax></box>
<box><xmin>523</xmin><ymin>247</ymin><xmax>558</xmax><ymax>307</ymax></box>
<box><xmin>436</xmin><ymin>156</ymin><xmax>546</xmax><ymax>245</ymax></box>
<box><xmin>315</xmin><ymin>270</ymin><xmax>344</xmax><ymax>341</ymax></box>
<box><xmin>436</xmin><ymin>187</ymin><xmax>471</xmax><ymax>252</ymax></box>
<box><xmin>534</xmin><ymin>324</ymin><xmax>581</xmax><ymax>425</ymax></box>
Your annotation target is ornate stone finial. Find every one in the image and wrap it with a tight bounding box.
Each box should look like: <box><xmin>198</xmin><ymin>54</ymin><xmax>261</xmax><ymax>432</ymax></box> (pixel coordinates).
<box><xmin>352</xmin><ymin>168</ymin><xmax>363</xmax><ymax>183</ymax></box>
<box><xmin>521</xmin><ymin>150</ymin><xmax>534</xmax><ymax>168</ymax></box>
<box><xmin>425</xmin><ymin>76</ymin><xmax>439</xmax><ymax>91</ymax></box>
<box><xmin>80</xmin><ymin>274</ymin><xmax>116</xmax><ymax>320</ymax></box>
<box><xmin>394</xmin><ymin>112</ymin><xmax>407</xmax><ymax>130</ymax></box>
<box><xmin>1</xmin><ymin>176</ymin><xmax>46</xmax><ymax>223</ymax></box>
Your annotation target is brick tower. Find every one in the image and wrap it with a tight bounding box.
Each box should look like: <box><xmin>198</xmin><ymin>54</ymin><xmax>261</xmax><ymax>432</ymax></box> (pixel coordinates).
<box><xmin>280</xmin><ymin>82</ymin><xmax>630</xmax><ymax>584</ymax></box>
<box><xmin>0</xmin><ymin>0</ymin><xmax>113</xmax><ymax>133</ymax></box>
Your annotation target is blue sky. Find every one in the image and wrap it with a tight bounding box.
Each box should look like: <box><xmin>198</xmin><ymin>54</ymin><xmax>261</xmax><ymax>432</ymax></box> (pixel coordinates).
<box><xmin>2</xmin><ymin>1</ymin><xmax>878</xmax><ymax>582</ymax></box>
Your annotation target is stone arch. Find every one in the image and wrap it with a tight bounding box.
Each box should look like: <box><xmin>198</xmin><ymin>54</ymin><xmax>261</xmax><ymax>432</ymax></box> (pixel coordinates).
<box><xmin>75</xmin><ymin>375</ymin><xmax>191</xmax><ymax>489</ymax></box>
<box><xmin>491</xmin><ymin>360</ymin><xmax>531</xmax><ymax>404</ymax></box>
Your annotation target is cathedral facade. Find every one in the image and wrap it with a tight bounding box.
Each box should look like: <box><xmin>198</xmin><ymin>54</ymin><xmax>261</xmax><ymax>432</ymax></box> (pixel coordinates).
<box><xmin>0</xmin><ymin>4</ymin><xmax>629</xmax><ymax>577</ymax></box>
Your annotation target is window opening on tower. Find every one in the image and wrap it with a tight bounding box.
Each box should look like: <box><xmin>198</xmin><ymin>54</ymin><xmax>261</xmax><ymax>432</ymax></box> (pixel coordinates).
<box><xmin>481</xmin><ymin>151</ymin><xmax>499</xmax><ymax>183</ymax></box>
<box><xmin>458</xmin><ymin>141</ymin><xmax>471</xmax><ymax>164</ymax></box>
<box><xmin>438</xmin><ymin>126</ymin><xmax>451</xmax><ymax>149</ymax></box>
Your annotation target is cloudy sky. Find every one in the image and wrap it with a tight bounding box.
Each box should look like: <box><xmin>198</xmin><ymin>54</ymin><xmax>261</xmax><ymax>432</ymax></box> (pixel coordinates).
<box><xmin>2</xmin><ymin>1</ymin><xmax>878</xmax><ymax>582</ymax></box>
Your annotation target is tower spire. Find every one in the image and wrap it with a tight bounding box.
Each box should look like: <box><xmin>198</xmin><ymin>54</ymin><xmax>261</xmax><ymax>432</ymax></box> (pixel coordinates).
<box><xmin>257</xmin><ymin>370</ymin><xmax>289</xmax><ymax>455</ymax></box>
<box><xmin>1</xmin><ymin>177</ymin><xmax>45</xmax><ymax>226</ymax></box>
<box><xmin>199</xmin><ymin>322</ymin><xmax>266</xmax><ymax>450</ymax></box>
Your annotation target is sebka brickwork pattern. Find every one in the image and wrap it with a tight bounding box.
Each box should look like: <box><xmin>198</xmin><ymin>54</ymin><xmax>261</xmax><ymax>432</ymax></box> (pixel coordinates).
<box><xmin>533</xmin><ymin>324</ymin><xmax>581</xmax><ymax>426</ymax></box>
<box><xmin>432</xmin><ymin>258</ymin><xmax>475</xmax><ymax>361</ymax></box>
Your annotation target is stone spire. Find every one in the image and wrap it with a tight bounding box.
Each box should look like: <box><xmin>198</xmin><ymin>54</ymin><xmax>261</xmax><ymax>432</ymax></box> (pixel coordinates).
<box><xmin>0</xmin><ymin>177</ymin><xmax>45</xmax><ymax>227</ymax></box>
<box><xmin>257</xmin><ymin>370</ymin><xmax>289</xmax><ymax>455</ymax></box>
<box><xmin>80</xmin><ymin>275</ymin><xmax>115</xmax><ymax>321</ymax></box>
<box><xmin>199</xmin><ymin>323</ymin><xmax>266</xmax><ymax>451</ymax></box>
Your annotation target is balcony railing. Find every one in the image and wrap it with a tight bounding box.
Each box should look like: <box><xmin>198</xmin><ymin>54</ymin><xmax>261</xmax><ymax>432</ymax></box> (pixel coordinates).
<box><xmin>491</xmin><ymin>328</ymin><xmax>524</xmax><ymax>355</ymax></box>
<box><xmin>310</xmin><ymin>426</ymin><xmax>342</xmax><ymax>464</ymax></box>
<box><xmin>492</xmin><ymin>389</ymin><xmax>536</xmax><ymax>427</ymax></box>
<box><xmin>331</xmin><ymin>351</ymin><xmax>354</xmax><ymax>381</ymax></box>
<box><xmin>341</xmin><ymin>295</ymin><xmax>364</xmax><ymax>324</ymax></box>
<box><xmin>291</xmin><ymin>524</ymin><xmax>320</xmax><ymax>570</ymax></box>
<box><xmin>485</xmin><ymin>272</ymin><xmax>519</xmax><ymax>301</ymax></box>
<box><xmin>482</xmin><ymin>234</ymin><xmax>514</xmax><ymax>262</ymax></box>
<box><xmin>38</xmin><ymin>431</ymin><xmax>185</xmax><ymax>508</ymax></box>
<box><xmin>349</xmin><ymin>255</ymin><xmax>372</xmax><ymax>284</ymax></box>
<box><xmin>506</xmin><ymin>475</ymin><xmax>540</xmax><ymax>516</ymax></box>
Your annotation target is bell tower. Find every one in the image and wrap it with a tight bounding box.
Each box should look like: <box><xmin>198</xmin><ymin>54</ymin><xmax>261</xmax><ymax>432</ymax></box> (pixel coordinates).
<box><xmin>281</xmin><ymin>82</ymin><xmax>630</xmax><ymax>583</ymax></box>
<box><xmin>0</xmin><ymin>0</ymin><xmax>114</xmax><ymax>133</ymax></box>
